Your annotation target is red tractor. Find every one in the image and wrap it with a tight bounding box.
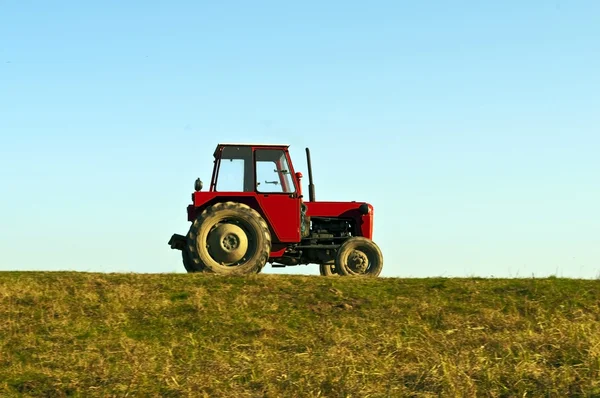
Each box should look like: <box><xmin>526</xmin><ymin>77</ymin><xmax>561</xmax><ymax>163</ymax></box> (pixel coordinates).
<box><xmin>168</xmin><ymin>143</ymin><xmax>383</xmax><ymax>276</ymax></box>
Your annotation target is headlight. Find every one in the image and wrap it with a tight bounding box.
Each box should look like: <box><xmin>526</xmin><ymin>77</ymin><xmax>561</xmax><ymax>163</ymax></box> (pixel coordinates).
<box><xmin>359</xmin><ymin>203</ymin><xmax>370</xmax><ymax>215</ymax></box>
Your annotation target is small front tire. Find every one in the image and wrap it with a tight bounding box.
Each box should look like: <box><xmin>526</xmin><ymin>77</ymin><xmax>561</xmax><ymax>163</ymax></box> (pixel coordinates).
<box><xmin>335</xmin><ymin>237</ymin><xmax>383</xmax><ymax>277</ymax></box>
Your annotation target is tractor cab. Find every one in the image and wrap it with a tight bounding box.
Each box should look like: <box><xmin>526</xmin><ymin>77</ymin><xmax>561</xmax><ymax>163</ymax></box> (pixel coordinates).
<box><xmin>187</xmin><ymin>143</ymin><xmax>309</xmax><ymax>246</ymax></box>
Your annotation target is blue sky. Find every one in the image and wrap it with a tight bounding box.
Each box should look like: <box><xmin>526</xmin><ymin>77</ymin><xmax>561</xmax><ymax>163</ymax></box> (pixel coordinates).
<box><xmin>1</xmin><ymin>1</ymin><xmax>599</xmax><ymax>278</ymax></box>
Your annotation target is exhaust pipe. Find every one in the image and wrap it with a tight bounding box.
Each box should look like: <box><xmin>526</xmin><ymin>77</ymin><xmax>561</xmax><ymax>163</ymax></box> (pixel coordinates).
<box><xmin>305</xmin><ymin>147</ymin><xmax>315</xmax><ymax>202</ymax></box>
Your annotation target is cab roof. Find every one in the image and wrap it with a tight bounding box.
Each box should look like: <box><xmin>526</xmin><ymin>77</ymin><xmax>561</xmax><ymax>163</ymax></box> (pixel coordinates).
<box><xmin>214</xmin><ymin>143</ymin><xmax>290</xmax><ymax>157</ymax></box>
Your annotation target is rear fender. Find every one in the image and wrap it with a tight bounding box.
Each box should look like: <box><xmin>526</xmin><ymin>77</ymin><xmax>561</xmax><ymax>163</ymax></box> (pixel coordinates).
<box><xmin>187</xmin><ymin>193</ymin><xmax>260</xmax><ymax>222</ymax></box>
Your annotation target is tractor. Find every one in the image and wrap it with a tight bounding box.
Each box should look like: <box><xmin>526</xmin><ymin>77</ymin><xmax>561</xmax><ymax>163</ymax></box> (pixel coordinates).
<box><xmin>168</xmin><ymin>143</ymin><xmax>383</xmax><ymax>276</ymax></box>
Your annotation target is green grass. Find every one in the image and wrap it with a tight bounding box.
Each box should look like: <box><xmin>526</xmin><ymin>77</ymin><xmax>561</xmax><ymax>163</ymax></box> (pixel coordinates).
<box><xmin>1</xmin><ymin>272</ymin><xmax>599</xmax><ymax>397</ymax></box>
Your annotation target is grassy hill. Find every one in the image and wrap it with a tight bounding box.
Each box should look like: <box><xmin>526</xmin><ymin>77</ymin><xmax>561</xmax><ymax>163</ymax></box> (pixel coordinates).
<box><xmin>1</xmin><ymin>272</ymin><xmax>599</xmax><ymax>397</ymax></box>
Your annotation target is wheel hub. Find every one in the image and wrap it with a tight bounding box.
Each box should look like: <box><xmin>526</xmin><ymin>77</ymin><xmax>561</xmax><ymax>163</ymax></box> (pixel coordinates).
<box><xmin>207</xmin><ymin>223</ymin><xmax>248</xmax><ymax>264</ymax></box>
<box><xmin>222</xmin><ymin>233</ymin><xmax>240</xmax><ymax>250</ymax></box>
<box><xmin>348</xmin><ymin>250</ymin><xmax>369</xmax><ymax>273</ymax></box>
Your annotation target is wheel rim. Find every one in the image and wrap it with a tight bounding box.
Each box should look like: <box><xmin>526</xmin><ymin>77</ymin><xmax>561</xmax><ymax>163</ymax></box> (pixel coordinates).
<box><xmin>206</xmin><ymin>222</ymin><xmax>250</xmax><ymax>265</ymax></box>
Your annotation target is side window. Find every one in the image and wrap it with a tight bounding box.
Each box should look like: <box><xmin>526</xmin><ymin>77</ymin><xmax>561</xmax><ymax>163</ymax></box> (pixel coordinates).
<box><xmin>216</xmin><ymin>146</ymin><xmax>253</xmax><ymax>192</ymax></box>
<box><xmin>255</xmin><ymin>149</ymin><xmax>295</xmax><ymax>193</ymax></box>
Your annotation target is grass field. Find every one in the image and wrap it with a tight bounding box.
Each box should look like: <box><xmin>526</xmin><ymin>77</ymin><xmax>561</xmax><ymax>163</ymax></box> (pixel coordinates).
<box><xmin>1</xmin><ymin>271</ymin><xmax>599</xmax><ymax>397</ymax></box>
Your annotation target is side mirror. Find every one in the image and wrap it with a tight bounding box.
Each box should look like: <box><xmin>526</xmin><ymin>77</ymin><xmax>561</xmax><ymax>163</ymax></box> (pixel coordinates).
<box><xmin>194</xmin><ymin>178</ymin><xmax>203</xmax><ymax>192</ymax></box>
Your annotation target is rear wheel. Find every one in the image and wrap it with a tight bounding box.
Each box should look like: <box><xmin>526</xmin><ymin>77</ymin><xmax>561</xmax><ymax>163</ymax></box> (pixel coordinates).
<box><xmin>335</xmin><ymin>237</ymin><xmax>383</xmax><ymax>277</ymax></box>
<box><xmin>186</xmin><ymin>202</ymin><xmax>271</xmax><ymax>275</ymax></box>
<box><xmin>182</xmin><ymin>247</ymin><xmax>211</xmax><ymax>273</ymax></box>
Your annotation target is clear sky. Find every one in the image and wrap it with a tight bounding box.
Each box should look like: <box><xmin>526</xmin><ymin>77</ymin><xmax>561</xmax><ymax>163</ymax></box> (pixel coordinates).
<box><xmin>1</xmin><ymin>1</ymin><xmax>599</xmax><ymax>278</ymax></box>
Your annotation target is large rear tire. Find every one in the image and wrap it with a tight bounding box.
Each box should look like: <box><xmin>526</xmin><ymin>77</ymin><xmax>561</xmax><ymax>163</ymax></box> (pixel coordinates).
<box><xmin>186</xmin><ymin>202</ymin><xmax>271</xmax><ymax>275</ymax></box>
<box><xmin>182</xmin><ymin>247</ymin><xmax>211</xmax><ymax>273</ymax></box>
<box><xmin>335</xmin><ymin>237</ymin><xmax>383</xmax><ymax>277</ymax></box>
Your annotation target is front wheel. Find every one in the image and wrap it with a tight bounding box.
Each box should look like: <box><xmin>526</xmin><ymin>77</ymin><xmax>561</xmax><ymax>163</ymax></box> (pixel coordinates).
<box><xmin>335</xmin><ymin>237</ymin><xmax>383</xmax><ymax>277</ymax></box>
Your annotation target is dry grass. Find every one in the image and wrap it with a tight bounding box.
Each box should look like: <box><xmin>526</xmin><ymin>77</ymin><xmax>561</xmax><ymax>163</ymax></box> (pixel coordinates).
<box><xmin>1</xmin><ymin>272</ymin><xmax>599</xmax><ymax>397</ymax></box>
